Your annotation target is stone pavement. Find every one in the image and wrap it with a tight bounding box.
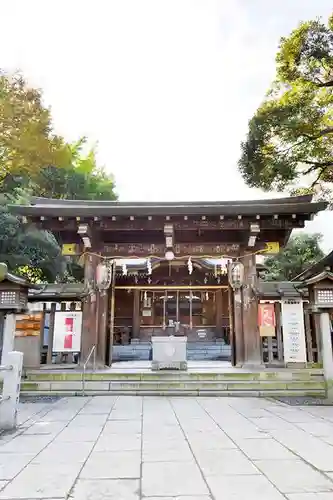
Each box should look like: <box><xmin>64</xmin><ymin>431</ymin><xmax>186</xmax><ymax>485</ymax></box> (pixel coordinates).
<box><xmin>0</xmin><ymin>397</ymin><xmax>333</xmax><ymax>499</ymax></box>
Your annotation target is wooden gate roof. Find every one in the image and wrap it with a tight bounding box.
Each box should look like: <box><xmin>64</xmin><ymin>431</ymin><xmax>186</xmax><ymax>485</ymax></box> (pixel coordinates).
<box><xmin>10</xmin><ymin>194</ymin><xmax>326</xmax><ymax>218</ymax></box>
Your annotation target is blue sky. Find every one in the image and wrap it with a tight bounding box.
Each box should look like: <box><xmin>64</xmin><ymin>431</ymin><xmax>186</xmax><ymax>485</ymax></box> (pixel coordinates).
<box><xmin>1</xmin><ymin>0</ymin><xmax>333</xmax><ymax>250</ymax></box>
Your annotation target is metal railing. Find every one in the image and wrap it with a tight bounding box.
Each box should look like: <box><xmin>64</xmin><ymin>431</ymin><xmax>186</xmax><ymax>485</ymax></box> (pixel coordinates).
<box><xmin>81</xmin><ymin>345</ymin><xmax>96</xmax><ymax>396</ymax></box>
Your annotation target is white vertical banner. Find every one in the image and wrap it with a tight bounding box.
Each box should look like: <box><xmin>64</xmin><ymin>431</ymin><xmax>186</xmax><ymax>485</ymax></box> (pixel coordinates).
<box><xmin>281</xmin><ymin>299</ymin><xmax>307</xmax><ymax>363</ymax></box>
<box><xmin>53</xmin><ymin>311</ymin><xmax>82</xmax><ymax>353</ymax></box>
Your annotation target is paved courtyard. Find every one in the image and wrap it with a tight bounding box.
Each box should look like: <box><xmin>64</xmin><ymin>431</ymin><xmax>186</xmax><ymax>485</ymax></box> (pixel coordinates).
<box><xmin>0</xmin><ymin>396</ymin><xmax>333</xmax><ymax>499</ymax></box>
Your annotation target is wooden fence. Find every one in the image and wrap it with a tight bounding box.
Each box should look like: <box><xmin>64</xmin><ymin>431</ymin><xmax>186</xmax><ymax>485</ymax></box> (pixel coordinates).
<box><xmin>260</xmin><ymin>299</ymin><xmax>322</xmax><ymax>365</ymax></box>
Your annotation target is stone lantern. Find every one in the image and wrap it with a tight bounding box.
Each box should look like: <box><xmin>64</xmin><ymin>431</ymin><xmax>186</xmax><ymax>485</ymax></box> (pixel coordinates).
<box><xmin>0</xmin><ymin>263</ymin><xmax>32</xmax><ymax>312</ymax></box>
<box><xmin>305</xmin><ymin>270</ymin><xmax>333</xmax><ymax>399</ymax></box>
<box><xmin>0</xmin><ymin>263</ymin><xmax>39</xmax><ymax>363</ymax></box>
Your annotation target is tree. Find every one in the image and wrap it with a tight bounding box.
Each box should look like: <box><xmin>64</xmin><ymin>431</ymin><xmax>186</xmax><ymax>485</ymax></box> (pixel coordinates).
<box><xmin>0</xmin><ymin>138</ymin><xmax>117</xmax><ymax>282</ymax></box>
<box><xmin>239</xmin><ymin>14</ymin><xmax>333</xmax><ymax>201</ymax></box>
<box><xmin>0</xmin><ymin>70</ymin><xmax>118</xmax><ymax>282</ymax></box>
<box><xmin>29</xmin><ymin>138</ymin><xmax>117</xmax><ymax>200</ymax></box>
<box><xmin>263</xmin><ymin>233</ymin><xmax>324</xmax><ymax>281</ymax></box>
<box><xmin>0</xmin><ymin>70</ymin><xmax>116</xmax><ymax>199</ymax></box>
<box><xmin>1</xmin><ymin>137</ymin><xmax>117</xmax><ymax>201</ymax></box>
<box><xmin>0</xmin><ymin>72</ymin><xmax>70</xmax><ymax>185</ymax></box>
<box><xmin>0</xmin><ymin>193</ymin><xmax>64</xmax><ymax>282</ymax></box>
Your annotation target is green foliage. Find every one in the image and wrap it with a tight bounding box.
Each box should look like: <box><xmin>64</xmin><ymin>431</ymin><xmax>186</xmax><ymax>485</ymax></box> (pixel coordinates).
<box><xmin>16</xmin><ymin>266</ymin><xmax>46</xmax><ymax>284</ymax></box>
<box><xmin>0</xmin><ymin>194</ymin><xmax>63</xmax><ymax>282</ymax></box>
<box><xmin>1</xmin><ymin>138</ymin><xmax>117</xmax><ymax>201</ymax></box>
<box><xmin>263</xmin><ymin>233</ymin><xmax>324</xmax><ymax>281</ymax></box>
<box><xmin>0</xmin><ymin>71</ymin><xmax>117</xmax><ymax>201</ymax></box>
<box><xmin>58</xmin><ymin>260</ymin><xmax>84</xmax><ymax>284</ymax></box>
<box><xmin>239</xmin><ymin>14</ymin><xmax>333</xmax><ymax>200</ymax></box>
<box><xmin>0</xmin><ymin>71</ymin><xmax>117</xmax><ymax>283</ymax></box>
<box><xmin>30</xmin><ymin>139</ymin><xmax>117</xmax><ymax>200</ymax></box>
<box><xmin>0</xmin><ymin>72</ymin><xmax>71</xmax><ymax>185</ymax></box>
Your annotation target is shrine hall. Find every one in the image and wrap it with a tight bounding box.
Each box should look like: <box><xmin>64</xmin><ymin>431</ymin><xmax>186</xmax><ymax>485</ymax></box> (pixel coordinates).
<box><xmin>10</xmin><ymin>195</ymin><xmax>326</xmax><ymax>367</ymax></box>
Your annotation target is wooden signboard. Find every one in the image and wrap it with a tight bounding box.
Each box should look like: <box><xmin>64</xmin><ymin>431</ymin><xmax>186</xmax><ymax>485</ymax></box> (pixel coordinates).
<box><xmin>15</xmin><ymin>313</ymin><xmax>43</xmax><ymax>337</ymax></box>
<box><xmin>103</xmin><ymin>243</ymin><xmax>240</xmax><ymax>257</ymax></box>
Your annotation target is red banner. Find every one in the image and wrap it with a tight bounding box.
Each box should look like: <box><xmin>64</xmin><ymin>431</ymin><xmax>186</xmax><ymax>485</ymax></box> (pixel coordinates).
<box><xmin>258</xmin><ymin>303</ymin><xmax>276</xmax><ymax>337</ymax></box>
<box><xmin>64</xmin><ymin>317</ymin><xmax>74</xmax><ymax>349</ymax></box>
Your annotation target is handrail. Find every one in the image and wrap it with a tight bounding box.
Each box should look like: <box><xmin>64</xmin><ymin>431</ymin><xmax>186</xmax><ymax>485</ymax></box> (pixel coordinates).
<box><xmin>82</xmin><ymin>345</ymin><xmax>96</xmax><ymax>396</ymax></box>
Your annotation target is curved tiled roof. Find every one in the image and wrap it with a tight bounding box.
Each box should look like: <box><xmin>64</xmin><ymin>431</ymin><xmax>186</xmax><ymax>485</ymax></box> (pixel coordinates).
<box><xmin>9</xmin><ymin>195</ymin><xmax>327</xmax><ymax>218</ymax></box>
<box><xmin>27</xmin><ymin>280</ymin><xmax>307</xmax><ymax>300</ymax></box>
<box><xmin>30</xmin><ymin>194</ymin><xmax>314</xmax><ymax>206</ymax></box>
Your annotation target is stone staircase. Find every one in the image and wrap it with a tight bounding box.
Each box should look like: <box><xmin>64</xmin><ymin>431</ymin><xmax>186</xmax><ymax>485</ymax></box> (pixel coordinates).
<box><xmin>20</xmin><ymin>369</ymin><xmax>326</xmax><ymax>397</ymax></box>
<box><xmin>112</xmin><ymin>341</ymin><xmax>231</xmax><ymax>362</ymax></box>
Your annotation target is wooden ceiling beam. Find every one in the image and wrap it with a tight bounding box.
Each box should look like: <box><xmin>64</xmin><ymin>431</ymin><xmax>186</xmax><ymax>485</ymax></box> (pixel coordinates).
<box><xmin>29</xmin><ymin>215</ymin><xmax>306</xmax><ymax>232</ymax></box>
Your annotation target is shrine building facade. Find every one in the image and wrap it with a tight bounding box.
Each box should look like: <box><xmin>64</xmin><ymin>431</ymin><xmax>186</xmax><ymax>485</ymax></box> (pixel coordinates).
<box><xmin>11</xmin><ymin>195</ymin><xmax>326</xmax><ymax>367</ymax></box>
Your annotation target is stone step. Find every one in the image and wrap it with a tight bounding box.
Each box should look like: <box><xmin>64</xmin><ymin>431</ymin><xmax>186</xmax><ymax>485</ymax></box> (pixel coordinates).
<box><xmin>21</xmin><ymin>389</ymin><xmax>326</xmax><ymax>397</ymax></box>
<box><xmin>20</xmin><ymin>378</ymin><xmax>326</xmax><ymax>397</ymax></box>
<box><xmin>24</xmin><ymin>369</ymin><xmax>324</xmax><ymax>382</ymax></box>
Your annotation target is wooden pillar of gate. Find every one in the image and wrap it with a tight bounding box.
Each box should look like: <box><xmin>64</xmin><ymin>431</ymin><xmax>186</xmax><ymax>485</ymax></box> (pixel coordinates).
<box><xmin>228</xmin><ymin>285</ymin><xmax>236</xmax><ymax>366</ymax></box>
<box><xmin>107</xmin><ymin>262</ymin><xmax>116</xmax><ymax>366</ymax></box>
<box><xmin>274</xmin><ymin>301</ymin><xmax>284</xmax><ymax>362</ymax></box>
<box><xmin>47</xmin><ymin>303</ymin><xmax>56</xmax><ymax>365</ymax></box>
<box><xmin>132</xmin><ymin>289</ymin><xmax>141</xmax><ymax>339</ymax></box>
<box><xmin>215</xmin><ymin>289</ymin><xmax>223</xmax><ymax>338</ymax></box>
<box><xmin>304</xmin><ymin>305</ymin><xmax>314</xmax><ymax>363</ymax></box>
<box><xmin>233</xmin><ymin>287</ymin><xmax>244</xmax><ymax>365</ymax></box>
<box><xmin>242</xmin><ymin>253</ymin><xmax>262</xmax><ymax>366</ymax></box>
<box><xmin>96</xmin><ymin>290</ymin><xmax>108</xmax><ymax>366</ymax></box>
<box><xmin>313</xmin><ymin>312</ymin><xmax>323</xmax><ymax>363</ymax></box>
<box><xmin>81</xmin><ymin>253</ymin><xmax>100</xmax><ymax>364</ymax></box>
